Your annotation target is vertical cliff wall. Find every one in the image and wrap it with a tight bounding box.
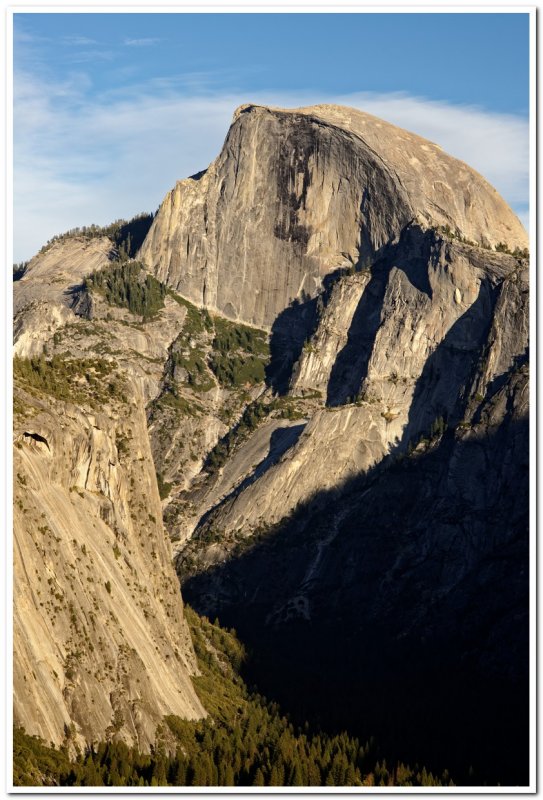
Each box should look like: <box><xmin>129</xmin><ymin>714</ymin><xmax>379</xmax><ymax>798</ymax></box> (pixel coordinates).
<box><xmin>139</xmin><ymin>104</ymin><xmax>527</xmax><ymax>330</ymax></box>
<box><xmin>13</xmin><ymin>242</ymin><xmax>206</xmax><ymax>752</ymax></box>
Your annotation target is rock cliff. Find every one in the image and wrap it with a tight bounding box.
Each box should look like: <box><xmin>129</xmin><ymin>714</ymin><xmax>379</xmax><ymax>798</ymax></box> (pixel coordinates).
<box><xmin>139</xmin><ymin>104</ymin><xmax>527</xmax><ymax>329</ymax></box>
<box><xmin>13</xmin><ymin>244</ymin><xmax>205</xmax><ymax>752</ymax></box>
<box><xmin>14</xmin><ymin>237</ymin><xmax>114</xmax><ymax>358</ymax></box>
<box><xmin>181</xmin><ymin>362</ymin><xmax>529</xmax><ymax>784</ymax></box>
<box><xmin>148</xmin><ymin>105</ymin><xmax>528</xmax><ymax>782</ymax></box>
<box><xmin>14</xmin><ymin>382</ymin><xmax>204</xmax><ymax>752</ymax></box>
<box><xmin>177</xmin><ymin>229</ymin><xmax>528</xmax><ymax>567</ymax></box>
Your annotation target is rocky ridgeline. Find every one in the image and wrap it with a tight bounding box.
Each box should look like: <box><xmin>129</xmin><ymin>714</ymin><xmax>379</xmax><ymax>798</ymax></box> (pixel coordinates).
<box><xmin>13</xmin><ymin>104</ymin><xmax>529</xmax><ymax>777</ymax></box>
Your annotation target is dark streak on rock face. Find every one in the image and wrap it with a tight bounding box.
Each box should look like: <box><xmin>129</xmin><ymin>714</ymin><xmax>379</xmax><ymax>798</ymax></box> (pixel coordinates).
<box><xmin>273</xmin><ymin>115</ymin><xmax>314</xmax><ymax>248</ymax></box>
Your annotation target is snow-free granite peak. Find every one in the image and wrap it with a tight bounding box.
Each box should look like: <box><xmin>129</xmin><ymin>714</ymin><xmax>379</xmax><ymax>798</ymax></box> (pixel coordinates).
<box><xmin>139</xmin><ymin>103</ymin><xmax>527</xmax><ymax>329</ymax></box>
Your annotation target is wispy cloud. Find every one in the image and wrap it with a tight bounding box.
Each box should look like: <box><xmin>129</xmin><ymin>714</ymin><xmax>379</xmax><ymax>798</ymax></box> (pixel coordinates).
<box><xmin>123</xmin><ymin>37</ymin><xmax>161</xmax><ymax>47</ymax></box>
<box><xmin>13</xmin><ymin>29</ymin><xmax>50</xmax><ymax>44</ymax></box>
<box><xmin>66</xmin><ymin>49</ymin><xmax>115</xmax><ymax>64</ymax></box>
<box><xmin>62</xmin><ymin>35</ymin><xmax>98</xmax><ymax>46</ymax></box>
<box><xmin>13</xmin><ymin>74</ymin><xmax>529</xmax><ymax>262</ymax></box>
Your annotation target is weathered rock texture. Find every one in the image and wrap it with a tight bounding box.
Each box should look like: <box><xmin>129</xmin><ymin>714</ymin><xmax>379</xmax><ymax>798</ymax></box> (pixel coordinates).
<box><xmin>13</xmin><ymin>236</ymin><xmax>191</xmax><ymax>402</ymax></box>
<box><xmin>139</xmin><ymin>104</ymin><xmax>527</xmax><ymax>330</ymax></box>
<box><xmin>182</xmin><ymin>364</ymin><xmax>529</xmax><ymax>784</ymax></box>
<box><xmin>14</xmin><ymin>237</ymin><xmax>114</xmax><ymax>358</ymax></box>
<box><xmin>13</xmin><ymin>376</ymin><xmax>204</xmax><ymax>752</ymax></box>
<box><xmin>179</xmin><ymin>231</ymin><xmax>528</xmax><ymax>565</ymax></box>
<box><xmin>15</xmin><ymin>237</ymin><xmax>114</xmax><ymax>314</ymax></box>
<box><xmin>13</xmin><ymin>242</ymin><xmax>206</xmax><ymax>751</ymax></box>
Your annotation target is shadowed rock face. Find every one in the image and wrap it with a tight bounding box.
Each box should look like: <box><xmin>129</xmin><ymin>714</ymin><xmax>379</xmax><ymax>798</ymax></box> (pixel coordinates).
<box><xmin>183</xmin><ymin>367</ymin><xmax>529</xmax><ymax>785</ymax></box>
<box><xmin>178</xmin><ymin>230</ymin><xmax>528</xmax><ymax>552</ymax></box>
<box><xmin>139</xmin><ymin>103</ymin><xmax>527</xmax><ymax>330</ymax></box>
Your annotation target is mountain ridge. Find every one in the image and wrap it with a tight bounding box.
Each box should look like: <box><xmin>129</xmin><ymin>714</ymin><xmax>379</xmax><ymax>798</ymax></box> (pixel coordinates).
<box><xmin>13</xmin><ymin>103</ymin><xmax>529</xmax><ymax>783</ymax></box>
<box><xmin>138</xmin><ymin>102</ymin><xmax>527</xmax><ymax>330</ymax></box>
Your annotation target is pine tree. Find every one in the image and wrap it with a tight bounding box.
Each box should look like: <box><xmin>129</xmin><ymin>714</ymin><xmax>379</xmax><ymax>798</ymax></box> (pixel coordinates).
<box><xmin>307</xmin><ymin>759</ymin><xmax>322</xmax><ymax>786</ymax></box>
<box><xmin>223</xmin><ymin>764</ymin><xmax>235</xmax><ymax>785</ymax></box>
<box><xmin>252</xmin><ymin>767</ymin><xmax>265</xmax><ymax>786</ymax></box>
<box><xmin>270</xmin><ymin>762</ymin><xmax>285</xmax><ymax>786</ymax></box>
<box><xmin>173</xmin><ymin>756</ymin><xmax>187</xmax><ymax>785</ymax></box>
<box><xmin>290</xmin><ymin>761</ymin><xmax>305</xmax><ymax>786</ymax></box>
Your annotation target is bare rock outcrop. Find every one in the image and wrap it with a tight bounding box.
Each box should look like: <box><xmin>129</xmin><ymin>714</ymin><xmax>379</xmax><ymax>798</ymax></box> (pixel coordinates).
<box><xmin>14</xmin><ymin>237</ymin><xmax>113</xmax><ymax>358</ymax></box>
<box><xmin>15</xmin><ymin>236</ymin><xmax>114</xmax><ymax>315</ymax></box>
<box><xmin>180</xmin><ymin>231</ymin><xmax>528</xmax><ymax>553</ymax></box>
<box><xmin>13</xmin><ymin>245</ymin><xmax>207</xmax><ymax>751</ymax></box>
<box><xmin>139</xmin><ymin>103</ymin><xmax>527</xmax><ymax>330</ymax></box>
<box><xmin>14</xmin><ymin>376</ymin><xmax>204</xmax><ymax>752</ymax></box>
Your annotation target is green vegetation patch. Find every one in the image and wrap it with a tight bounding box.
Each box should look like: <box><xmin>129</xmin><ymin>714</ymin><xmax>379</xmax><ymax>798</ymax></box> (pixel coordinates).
<box><xmin>170</xmin><ymin>345</ymin><xmax>215</xmax><ymax>393</ymax></box>
<box><xmin>209</xmin><ymin>317</ymin><xmax>269</xmax><ymax>389</ymax></box>
<box><xmin>13</xmin><ymin>728</ymin><xmax>73</xmax><ymax>786</ymax></box>
<box><xmin>167</xmin><ymin>291</ymin><xmax>213</xmax><ymax>336</ymax></box>
<box><xmin>156</xmin><ymin>472</ymin><xmax>173</xmax><ymax>500</ymax></box>
<box><xmin>436</xmin><ymin>225</ymin><xmax>529</xmax><ymax>259</ymax></box>
<box><xmin>208</xmin><ymin>351</ymin><xmax>266</xmax><ymax>387</ymax></box>
<box><xmin>162</xmin><ymin>294</ymin><xmax>215</xmax><ymax>393</ymax></box>
<box><xmin>84</xmin><ymin>262</ymin><xmax>166</xmax><ymax>320</ymax></box>
<box><xmin>495</xmin><ymin>242</ymin><xmax>529</xmax><ymax>258</ymax></box>
<box><xmin>166</xmin><ymin>294</ymin><xmax>269</xmax><ymax>390</ymax></box>
<box><xmin>212</xmin><ymin>317</ymin><xmax>269</xmax><ymax>357</ymax></box>
<box><xmin>405</xmin><ymin>415</ymin><xmax>448</xmax><ymax>456</ymax></box>
<box><xmin>151</xmin><ymin>290</ymin><xmax>270</xmax><ymax>399</ymax></box>
<box><xmin>13</xmin><ymin>354</ymin><xmax>126</xmax><ymax>407</ymax></box>
<box><xmin>147</xmin><ymin>384</ymin><xmax>205</xmax><ymax>421</ymax></box>
<box><xmin>147</xmin><ymin>294</ymin><xmax>272</xmax><ymax>432</ymax></box>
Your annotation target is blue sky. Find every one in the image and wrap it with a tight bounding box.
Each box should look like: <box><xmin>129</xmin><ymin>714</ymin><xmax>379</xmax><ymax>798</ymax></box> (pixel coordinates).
<box><xmin>13</xmin><ymin>11</ymin><xmax>531</xmax><ymax>261</ymax></box>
